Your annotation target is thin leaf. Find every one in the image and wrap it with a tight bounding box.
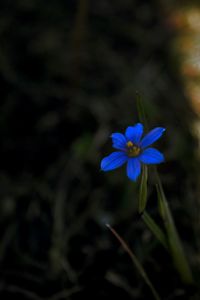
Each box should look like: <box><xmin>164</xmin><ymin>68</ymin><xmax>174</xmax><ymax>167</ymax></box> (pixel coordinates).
<box><xmin>142</xmin><ymin>211</ymin><xmax>169</xmax><ymax>250</ymax></box>
<box><xmin>106</xmin><ymin>224</ymin><xmax>161</xmax><ymax>300</ymax></box>
<box><xmin>156</xmin><ymin>176</ymin><xmax>194</xmax><ymax>285</ymax></box>
<box><xmin>136</xmin><ymin>92</ymin><xmax>148</xmax><ymax>130</ymax></box>
<box><xmin>139</xmin><ymin>165</ymin><xmax>148</xmax><ymax>213</ymax></box>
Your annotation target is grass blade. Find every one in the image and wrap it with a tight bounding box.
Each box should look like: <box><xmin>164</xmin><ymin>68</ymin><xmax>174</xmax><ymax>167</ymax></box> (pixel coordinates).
<box><xmin>156</xmin><ymin>177</ymin><xmax>194</xmax><ymax>284</ymax></box>
<box><xmin>142</xmin><ymin>211</ymin><xmax>169</xmax><ymax>250</ymax></box>
<box><xmin>106</xmin><ymin>224</ymin><xmax>161</xmax><ymax>300</ymax></box>
<box><xmin>139</xmin><ymin>165</ymin><xmax>148</xmax><ymax>213</ymax></box>
<box><xmin>136</xmin><ymin>92</ymin><xmax>148</xmax><ymax>130</ymax></box>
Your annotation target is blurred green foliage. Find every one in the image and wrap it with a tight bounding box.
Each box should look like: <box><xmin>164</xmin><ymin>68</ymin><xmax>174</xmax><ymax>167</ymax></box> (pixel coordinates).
<box><xmin>0</xmin><ymin>0</ymin><xmax>199</xmax><ymax>299</ymax></box>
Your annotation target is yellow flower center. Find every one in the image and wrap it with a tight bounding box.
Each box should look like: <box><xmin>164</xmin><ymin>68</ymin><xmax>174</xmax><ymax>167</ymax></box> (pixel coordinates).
<box><xmin>126</xmin><ymin>141</ymin><xmax>141</xmax><ymax>157</ymax></box>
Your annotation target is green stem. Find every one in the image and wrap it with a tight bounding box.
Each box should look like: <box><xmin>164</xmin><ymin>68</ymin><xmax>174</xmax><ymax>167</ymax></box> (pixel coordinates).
<box><xmin>156</xmin><ymin>174</ymin><xmax>194</xmax><ymax>284</ymax></box>
<box><xmin>136</xmin><ymin>92</ymin><xmax>148</xmax><ymax>130</ymax></box>
<box><xmin>139</xmin><ymin>165</ymin><xmax>148</xmax><ymax>213</ymax></box>
<box><xmin>142</xmin><ymin>211</ymin><xmax>169</xmax><ymax>251</ymax></box>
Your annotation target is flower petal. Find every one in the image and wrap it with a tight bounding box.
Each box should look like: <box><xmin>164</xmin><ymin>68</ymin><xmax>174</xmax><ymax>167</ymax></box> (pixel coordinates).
<box><xmin>140</xmin><ymin>127</ymin><xmax>165</xmax><ymax>148</ymax></box>
<box><xmin>101</xmin><ymin>151</ymin><xmax>128</xmax><ymax>171</ymax></box>
<box><xmin>125</xmin><ymin>123</ymin><xmax>143</xmax><ymax>144</ymax></box>
<box><xmin>126</xmin><ymin>158</ymin><xmax>141</xmax><ymax>181</ymax></box>
<box><xmin>139</xmin><ymin>148</ymin><xmax>164</xmax><ymax>164</ymax></box>
<box><xmin>111</xmin><ymin>133</ymin><xmax>127</xmax><ymax>150</ymax></box>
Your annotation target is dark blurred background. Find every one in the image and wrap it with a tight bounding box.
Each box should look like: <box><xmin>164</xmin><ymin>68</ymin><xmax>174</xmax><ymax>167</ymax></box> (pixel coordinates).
<box><xmin>0</xmin><ymin>0</ymin><xmax>200</xmax><ymax>299</ymax></box>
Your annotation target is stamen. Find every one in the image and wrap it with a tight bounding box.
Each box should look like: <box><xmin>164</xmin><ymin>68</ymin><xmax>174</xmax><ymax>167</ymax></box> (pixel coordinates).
<box><xmin>127</xmin><ymin>141</ymin><xmax>134</xmax><ymax>148</ymax></box>
<box><xmin>126</xmin><ymin>141</ymin><xmax>141</xmax><ymax>157</ymax></box>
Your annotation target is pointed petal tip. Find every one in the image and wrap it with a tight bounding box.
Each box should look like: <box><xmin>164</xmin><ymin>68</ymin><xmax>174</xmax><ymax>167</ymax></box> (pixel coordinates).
<box><xmin>125</xmin><ymin>123</ymin><xmax>144</xmax><ymax>144</ymax></box>
<box><xmin>140</xmin><ymin>127</ymin><xmax>166</xmax><ymax>148</ymax></box>
<box><xmin>126</xmin><ymin>158</ymin><xmax>141</xmax><ymax>181</ymax></box>
<box><xmin>139</xmin><ymin>148</ymin><xmax>165</xmax><ymax>164</ymax></box>
<box><xmin>130</xmin><ymin>176</ymin><xmax>139</xmax><ymax>182</ymax></box>
<box><xmin>101</xmin><ymin>151</ymin><xmax>127</xmax><ymax>172</ymax></box>
<box><xmin>111</xmin><ymin>132</ymin><xmax>127</xmax><ymax>150</ymax></box>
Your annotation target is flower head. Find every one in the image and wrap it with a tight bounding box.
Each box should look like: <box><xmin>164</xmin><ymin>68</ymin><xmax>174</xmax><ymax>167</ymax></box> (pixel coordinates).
<box><xmin>101</xmin><ymin>123</ymin><xmax>165</xmax><ymax>181</ymax></box>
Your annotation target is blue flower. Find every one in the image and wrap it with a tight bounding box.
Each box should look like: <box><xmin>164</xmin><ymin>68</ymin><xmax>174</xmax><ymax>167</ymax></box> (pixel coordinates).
<box><xmin>101</xmin><ymin>123</ymin><xmax>165</xmax><ymax>181</ymax></box>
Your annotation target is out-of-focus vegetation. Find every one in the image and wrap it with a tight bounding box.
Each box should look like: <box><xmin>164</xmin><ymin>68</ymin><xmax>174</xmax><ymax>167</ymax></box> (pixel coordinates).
<box><xmin>0</xmin><ymin>0</ymin><xmax>200</xmax><ymax>299</ymax></box>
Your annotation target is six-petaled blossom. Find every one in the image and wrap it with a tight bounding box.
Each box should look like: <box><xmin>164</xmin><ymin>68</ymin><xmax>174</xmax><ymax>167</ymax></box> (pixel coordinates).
<box><xmin>100</xmin><ymin>123</ymin><xmax>165</xmax><ymax>181</ymax></box>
